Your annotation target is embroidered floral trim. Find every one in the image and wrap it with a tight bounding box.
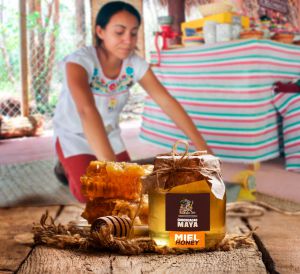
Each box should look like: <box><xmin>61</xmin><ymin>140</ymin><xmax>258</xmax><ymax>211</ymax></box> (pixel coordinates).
<box><xmin>90</xmin><ymin>66</ymin><xmax>134</xmax><ymax>95</ymax></box>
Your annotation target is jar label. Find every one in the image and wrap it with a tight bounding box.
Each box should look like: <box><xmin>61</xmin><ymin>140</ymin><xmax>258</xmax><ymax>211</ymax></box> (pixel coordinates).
<box><xmin>165</xmin><ymin>193</ymin><xmax>210</xmax><ymax>248</ymax></box>
<box><xmin>169</xmin><ymin>231</ymin><xmax>205</xmax><ymax>248</ymax></box>
<box><xmin>165</xmin><ymin>193</ymin><xmax>210</xmax><ymax>231</ymax></box>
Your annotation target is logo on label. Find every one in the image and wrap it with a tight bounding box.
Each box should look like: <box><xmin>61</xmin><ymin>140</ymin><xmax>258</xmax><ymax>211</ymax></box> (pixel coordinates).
<box><xmin>166</xmin><ymin>193</ymin><xmax>210</xmax><ymax>232</ymax></box>
<box><xmin>179</xmin><ymin>198</ymin><xmax>196</xmax><ymax>215</ymax></box>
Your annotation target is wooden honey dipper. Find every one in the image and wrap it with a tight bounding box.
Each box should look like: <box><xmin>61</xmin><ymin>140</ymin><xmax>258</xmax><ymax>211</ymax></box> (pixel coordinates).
<box><xmin>89</xmin><ymin>216</ymin><xmax>149</xmax><ymax>238</ymax></box>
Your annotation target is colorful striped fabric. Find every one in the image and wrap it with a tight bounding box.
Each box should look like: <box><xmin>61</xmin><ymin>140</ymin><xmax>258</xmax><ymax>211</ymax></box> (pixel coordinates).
<box><xmin>140</xmin><ymin>39</ymin><xmax>300</xmax><ymax>171</ymax></box>
<box><xmin>273</xmin><ymin>92</ymin><xmax>300</xmax><ymax>171</ymax></box>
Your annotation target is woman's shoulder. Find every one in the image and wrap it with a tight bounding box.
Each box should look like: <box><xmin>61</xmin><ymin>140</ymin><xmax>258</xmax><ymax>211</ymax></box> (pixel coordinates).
<box><xmin>61</xmin><ymin>46</ymin><xmax>96</xmax><ymax>75</ymax></box>
<box><xmin>126</xmin><ymin>52</ymin><xmax>149</xmax><ymax>70</ymax></box>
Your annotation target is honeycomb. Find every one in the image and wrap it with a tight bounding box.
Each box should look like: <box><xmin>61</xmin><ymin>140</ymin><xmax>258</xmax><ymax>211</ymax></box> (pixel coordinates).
<box><xmin>80</xmin><ymin>161</ymin><xmax>153</xmax><ymax>201</ymax></box>
<box><xmin>81</xmin><ymin>195</ymin><xmax>149</xmax><ymax>224</ymax></box>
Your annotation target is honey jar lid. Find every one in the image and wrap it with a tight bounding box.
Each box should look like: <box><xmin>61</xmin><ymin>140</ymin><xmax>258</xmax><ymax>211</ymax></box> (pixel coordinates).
<box><xmin>143</xmin><ymin>140</ymin><xmax>225</xmax><ymax>199</ymax></box>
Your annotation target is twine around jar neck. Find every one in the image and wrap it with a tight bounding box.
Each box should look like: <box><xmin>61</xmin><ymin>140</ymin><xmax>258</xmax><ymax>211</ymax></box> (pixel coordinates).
<box><xmin>149</xmin><ymin>140</ymin><xmax>208</xmax><ymax>192</ymax></box>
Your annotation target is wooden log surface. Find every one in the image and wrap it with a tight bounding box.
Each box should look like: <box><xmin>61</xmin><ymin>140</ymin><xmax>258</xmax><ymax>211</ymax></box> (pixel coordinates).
<box><xmin>18</xmin><ymin>247</ymin><xmax>112</xmax><ymax>274</ymax></box>
<box><xmin>0</xmin><ymin>205</ymin><xmax>268</xmax><ymax>274</ymax></box>
<box><xmin>0</xmin><ymin>206</ymin><xmax>59</xmax><ymax>273</ymax></box>
<box><xmin>18</xmin><ymin>245</ymin><xmax>266</xmax><ymax>274</ymax></box>
<box><xmin>248</xmin><ymin>211</ymin><xmax>300</xmax><ymax>274</ymax></box>
<box><xmin>18</xmin><ymin>214</ymin><xmax>267</xmax><ymax>274</ymax></box>
<box><xmin>109</xmin><ymin>249</ymin><xmax>266</xmax><ymax>274</ymax></box>
<box><xmin>55</xmin><ymin>204</ymin><xmax>85</xmax><ymax>224</ymax></box>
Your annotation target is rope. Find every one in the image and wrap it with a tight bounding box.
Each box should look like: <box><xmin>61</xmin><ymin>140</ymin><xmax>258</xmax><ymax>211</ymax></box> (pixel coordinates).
<box><xmin>227</xmin><ymin>201</ymin><xmax>300</xmax><ymax>217</ymax></box>
<box><xmin>30</xmin><ymin>200</ymin><xmax>300</xmax><ymax>255</ymax></box>
<box><xmin>31</xmin><ymin>210</ymin><xmax>255</xmax><ymax>255</ymax></box>
<box><xmin>146</xmin><ymin>139</ymin><xmax>210</xmax><ymax>192</ymax></box>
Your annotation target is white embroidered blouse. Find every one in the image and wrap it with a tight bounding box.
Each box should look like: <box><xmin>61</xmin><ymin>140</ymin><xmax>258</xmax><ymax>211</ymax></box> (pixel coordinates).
<box><xmin>53</xmin><ymin>46</ymin><xmax>149</xmax><ymax>157</ymax></box>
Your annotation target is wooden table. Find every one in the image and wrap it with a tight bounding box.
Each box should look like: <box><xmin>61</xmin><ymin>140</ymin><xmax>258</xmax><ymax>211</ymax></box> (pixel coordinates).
<box><xmin>1</xmin><ymin>204</ymin><xmax>299</xmax><ymax>273</ymax></box>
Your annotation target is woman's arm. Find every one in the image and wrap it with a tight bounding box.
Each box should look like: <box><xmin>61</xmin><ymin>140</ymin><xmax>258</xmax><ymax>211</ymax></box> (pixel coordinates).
<box><xmin>66</xmin><ymin>62</ymin><xmax>116</xmax><ymax>161</ymax></box>
<box><xmin>139</xmin><ymin>68</ymin><xmax>212</xmax><ymax>153</ymax></box>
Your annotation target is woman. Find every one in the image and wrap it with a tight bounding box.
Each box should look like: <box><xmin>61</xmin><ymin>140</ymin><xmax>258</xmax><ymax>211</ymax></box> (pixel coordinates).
<box><xmin>53</xmin><ymin>1</ymin><xmax>211</xmax><ymax>202</ymax></box>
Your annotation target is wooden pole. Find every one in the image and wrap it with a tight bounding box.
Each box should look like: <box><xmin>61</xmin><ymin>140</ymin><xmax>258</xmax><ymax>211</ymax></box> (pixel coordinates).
<box><xmin>19</xmin><ymin>0</ymin><xmax>29</xmax><ymax>117</ymax></box>
<box><xmin>136</xmin><ymin>0</ymin><xmax>145</xmax><ymax>58</ymax></box>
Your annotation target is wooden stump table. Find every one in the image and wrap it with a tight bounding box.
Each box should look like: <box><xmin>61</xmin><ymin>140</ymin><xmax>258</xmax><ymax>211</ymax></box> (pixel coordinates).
<box><xmin>0</xmin><ymin>205</ymin><xmax>299</xmax><ymax>273</ymax></box>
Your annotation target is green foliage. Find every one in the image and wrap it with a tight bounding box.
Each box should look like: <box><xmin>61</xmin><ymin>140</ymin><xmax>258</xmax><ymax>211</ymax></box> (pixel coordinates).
<box><xmin>52</xmin><ymin>24</ymin><xmax>60</xmax><ymax>37</ymax></box>
<box><xmin>36</xmin><ymin>93</ymin><xmax>59</xmax><ymax>116</ymax></box>
<box><xmin>0</xmin><ymin>81</ymin><xmax>19</xmax><ymax>97</ymax></box>
<box><xmin>1</xmin><ymin>0</ymin><xmax>92</xmax><ymax>119</ymax></box>
<box><xmin>26</xmin><ymin>11</ymin><xmax>40</xmax><ymax>29</ymax></box>
<box><xmin>0</xmin><ymin>5</ymin><xmax>20</xmax><ymax>82</ymax></box>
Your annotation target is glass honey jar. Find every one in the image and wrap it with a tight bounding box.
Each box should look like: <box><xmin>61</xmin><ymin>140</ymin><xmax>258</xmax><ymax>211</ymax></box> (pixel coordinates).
<box><xmin>143</xmin><ymin>141</ymin><xmax>226</xmax><ymax>249</ymax></box>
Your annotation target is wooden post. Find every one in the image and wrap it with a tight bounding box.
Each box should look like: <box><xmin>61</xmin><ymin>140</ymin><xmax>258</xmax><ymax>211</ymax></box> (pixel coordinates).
<box><xmin>137</xmin><ymin>0</ymin><xmax>145</xmax><ymax>58</ymax></box>
<box><xmin>19</xmin><ymin>0</ymin><xmax>29</xmax><ymax>117</ymax></box>
<box><xmin>168</xmin><ymin>0</ymin><xmax>185</xmax><ymax>45</ymax></box>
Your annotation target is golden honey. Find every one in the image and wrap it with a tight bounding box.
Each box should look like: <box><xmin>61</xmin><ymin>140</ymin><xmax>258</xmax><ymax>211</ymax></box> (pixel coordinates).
<box><xmin>144</xmin><ymin>143</ymin><xmax>226</xmax><ymax>250</ymax></box>
<box><xmin>149</xmin><ymin>179</ymin><xmax>226</xmax><ymax>248</ymax></box>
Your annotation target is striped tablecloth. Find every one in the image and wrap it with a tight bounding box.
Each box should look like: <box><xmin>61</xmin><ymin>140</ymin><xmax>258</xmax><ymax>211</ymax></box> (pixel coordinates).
<box><xmin>140</xmin><ymin>39</ymin><xmax>300</xmax><ymax>171</ymax></box>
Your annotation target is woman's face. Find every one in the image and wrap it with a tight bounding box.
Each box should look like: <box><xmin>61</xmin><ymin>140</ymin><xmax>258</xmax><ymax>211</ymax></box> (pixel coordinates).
<box><xmin>96</xmin><ymin>10</ymin><xmax>139</xmax><ymax>60</ymax></box>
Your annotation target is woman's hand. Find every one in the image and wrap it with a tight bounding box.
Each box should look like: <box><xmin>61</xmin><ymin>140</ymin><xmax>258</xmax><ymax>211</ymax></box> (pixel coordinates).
<box><xmin>139</xmin><ymin>68</ymin><xmax>213</xmax><ymax>154</ymax></box>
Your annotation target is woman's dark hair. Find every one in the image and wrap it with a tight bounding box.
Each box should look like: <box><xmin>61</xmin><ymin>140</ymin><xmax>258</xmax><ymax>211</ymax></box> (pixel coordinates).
<box><xmin>95</xmin><ymin>1</ymin><xmax>141</xmax><ymax>46</ymax></box>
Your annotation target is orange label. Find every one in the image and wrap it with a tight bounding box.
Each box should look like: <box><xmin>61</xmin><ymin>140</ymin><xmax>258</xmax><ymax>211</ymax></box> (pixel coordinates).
<box><xmin>169</xmin><ymin>231</ymin><xmax>205</xmax><ymax>248</ymax></box>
